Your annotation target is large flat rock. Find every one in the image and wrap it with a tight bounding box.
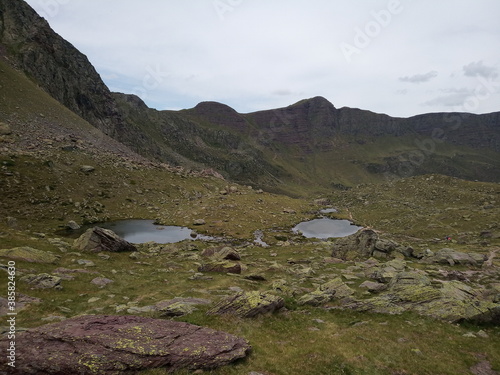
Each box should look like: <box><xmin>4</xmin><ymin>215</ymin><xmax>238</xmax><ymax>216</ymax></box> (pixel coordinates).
<box><xmin>0</xmin><ymin>315</ymin><xmax>251</xmax><ymax>374</ymax></box>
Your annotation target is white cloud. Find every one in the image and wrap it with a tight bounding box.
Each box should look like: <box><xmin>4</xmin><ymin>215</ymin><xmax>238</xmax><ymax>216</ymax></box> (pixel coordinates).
<box><xmin>399</xmin><ymin>71</ymin><xmax>438</xmax><ymax>84</ymax></box>
<box><xmin>463</xmin><ymin>61</ymin><xmax>498</xmax><ymax>78</ymax></box>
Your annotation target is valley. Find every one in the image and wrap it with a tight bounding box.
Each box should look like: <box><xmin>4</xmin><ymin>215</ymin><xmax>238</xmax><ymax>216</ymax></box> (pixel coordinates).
<box><xmin>0</xmin><ymin>1</ymin><xmax>499</xmax><ymax>374</ymax></box>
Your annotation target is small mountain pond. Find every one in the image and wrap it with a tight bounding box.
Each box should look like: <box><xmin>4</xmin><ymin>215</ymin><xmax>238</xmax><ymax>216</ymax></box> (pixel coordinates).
<box><xmin>292</xmin><ymin>218</ymin><xmax>362</xmax><ymax>239</ymax></box>
<box><xmin>65</xmin><ymin>217</ymin><xmax>361</xmax><ymax>245</ymax></box>
<box><xmin>88</xmin><ymin>220</ymin><xmax>208</xmax><ymax>244</ymax></box>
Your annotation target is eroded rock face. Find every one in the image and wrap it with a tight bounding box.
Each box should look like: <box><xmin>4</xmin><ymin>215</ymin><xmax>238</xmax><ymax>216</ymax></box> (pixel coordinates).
<box><xmin>0</xmin><ymin>315</ymin><xmax>251</xmax><ymax>374</ymax></box>
<box><xmin>73</xmin><ymin>227</ymin><xmax>137</xmax><ymax>253</ymax></box>
<box><xmin>207</xmin><ymin>291</ymin><xmax>284</xmax><ymax>318</ymax></box>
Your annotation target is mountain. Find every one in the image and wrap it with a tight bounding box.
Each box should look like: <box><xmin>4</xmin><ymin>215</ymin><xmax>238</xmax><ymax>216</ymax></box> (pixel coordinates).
<box><xmin>2</xmin><ymin>0</ymin><xmax>500</xmax><ymax>196</ymax></box>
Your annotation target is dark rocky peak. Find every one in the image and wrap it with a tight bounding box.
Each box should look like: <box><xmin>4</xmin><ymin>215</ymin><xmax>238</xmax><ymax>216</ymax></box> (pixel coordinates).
<box><xmin>112</xmin><ymin>92</ymin><xmax>149</xmax><ymax>110</ymax></box>
<box><xmin>0</xmin><ymin>0</ymin><xmax>122</xmax><ymax>136</ymax></box>
<box><xmin>187</xmin><ymin>101</ymin><xmax>249</xmax><ymax>133</ymax></box>
<box><xmin>289</xmin><ymin>96</ymin><xmax>337</xmax><ymax>112</ymax></box>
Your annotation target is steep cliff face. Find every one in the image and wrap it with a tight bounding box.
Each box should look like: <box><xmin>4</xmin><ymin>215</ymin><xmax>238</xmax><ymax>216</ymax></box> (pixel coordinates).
<box><xmin>0</xmin><ymin>0</ymin><xmax>122</xmax><ymax>136</ymax></box>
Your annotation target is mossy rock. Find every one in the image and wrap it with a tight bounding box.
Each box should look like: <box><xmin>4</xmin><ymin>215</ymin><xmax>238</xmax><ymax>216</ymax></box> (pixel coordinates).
<box><xmin>0</xmin><ymin>247</ymin><xmax>59</xmax><ymax>264</ymax></box>
<box><xmin>207</xmin><ymin>291</ymin><xmax>284</xmax><ymax>318</ymax></box>
<box><xmin>198</xmin><ymin>261</ymin><xmax>242</xmax><ymax>274</ymax></box>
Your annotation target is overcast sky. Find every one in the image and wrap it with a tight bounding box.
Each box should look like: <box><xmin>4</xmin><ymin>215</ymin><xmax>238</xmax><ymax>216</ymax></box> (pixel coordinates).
<box><xmin>25</xmin><ymin>0</ymin><xmax>500</xmax><ymax>117</ymax></box>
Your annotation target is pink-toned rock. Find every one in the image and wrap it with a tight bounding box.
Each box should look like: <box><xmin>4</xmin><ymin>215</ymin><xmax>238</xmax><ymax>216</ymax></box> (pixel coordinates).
<box><xmin>0</xmin><ymin>315</ymin><xmax>251</xmax><ymax>374</ymax></box>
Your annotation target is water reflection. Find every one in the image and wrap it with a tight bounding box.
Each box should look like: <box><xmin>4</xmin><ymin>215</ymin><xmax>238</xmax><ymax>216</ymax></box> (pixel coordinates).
<box><xmin>292</xmin><ymin>218</ymin><xmax>362</xmax><ymax>239</ymax></box>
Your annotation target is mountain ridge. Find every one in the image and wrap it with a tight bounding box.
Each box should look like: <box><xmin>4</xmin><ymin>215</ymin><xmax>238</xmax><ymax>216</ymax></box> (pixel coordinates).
<box><xmin>1</xmin><ymin>0</ymin><xmax>500</xmax><ymax>195</ymax></box>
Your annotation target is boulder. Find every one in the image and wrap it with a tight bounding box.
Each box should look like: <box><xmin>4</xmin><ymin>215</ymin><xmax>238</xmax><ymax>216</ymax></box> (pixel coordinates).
<box><xmin>20</xmin><ymin>273</ymin><xmax>62</xmax><ymax>289</ymax></box>
<box><xmin>66</xmin><ymin>220</ymin><xmax>80</xmax><ymax>230</ymax></box>
<box><xmin>74</xmin><ymin>227</ymin><xmax>137</xmax><ymax>253</ymax></box>
<box><xmin>198</xmin><ymin>261</ymin><xmax>242</xmax><ymax>274</ymax></box>
<box><xmin>193</xmin><ymin>219</ymin><xmax>206</xmax><ymax>225</ymax></box>
<box><xmin>155</xmin><ymin>297</ymin><xmax>212</xmax><ymax>317</ymax></box>
<box><xmin>201</xmin><ymin>246</ymin><xmax>241</xmax><ymax>261</ymax></box>
<box><xmin>331</xmin><ymin>229</ymin><xmax>378</xmax><ymax>260</ymax></box>
<box><xmin>0</xmin><ymin>315</ymin><xmax>251</xmax><ymax>374</ymax></box>
<box><xmin>298</xmin><ymin>277</ymin><xmax>354</xmax><ymax>306</ymax></box>
<box><xmin>331</xmin><ymin>230</ymin><xmax>410</xmax><ymax>260</ymax></box>
<box><xmin>91</xmin><ymin>277</ymin><xmax>114</xmax><ymax>288</ymax></box>
<box><xmin>207</xmin><ymin>291</ymin><xmax>284</xmax><ymax>318</ymax></box>
<box><xmin>0</xmin><ymin>247</ymin><xmax>59</xmax><ymax>264</ymax></box>
<box><xmin>80</xmin><ymin>165</ymin><xmax>95</xmax><ymax>173</ymax></box>
<box><xmin>0</xmin><ymin>122</ymin><xmax>12</xmax><ymax>135</ymax></box>
<box><xmin>425</xmin><ymin>248</ymin><xmax>486</xmax><ymax>266</ymax></box>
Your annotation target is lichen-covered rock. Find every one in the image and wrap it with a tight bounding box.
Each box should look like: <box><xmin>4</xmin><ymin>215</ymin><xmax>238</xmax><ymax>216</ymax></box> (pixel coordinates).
<box><xmin>0</xmin><ymin>247</ymin><xmax>59</xmax><ymax>264</ymax></box>
<box><xmin>207</xmin><ymin>291</ymin><xmax>284</xmax><ymax>318</ymax></box>
<box><xmin>0</xmin><ymin>315</ymin><xmax>251</xmax><ymax>374</ymax></box>
<box><xmin>198</xmin><ymin>261</ymin><xmax>242</xmax><ymax>274</ymax></box>
<box><xmin>339</xmin><ymin>271</ymin><xmax>500</xmax><ymax>323</ymax></box>
<box><xmin>425</xmin><ymin>248</ymin><xmax>486</xmax><ymax>266</ymax></box>
<box><xmin>201</xmin><ymin>246</ymin><xmax>241</xmax><ymax>261</ymax></box>
<box><xmin>74</xmin><ymin>227</ymin><xmax>137</xmax><ymax>253</ymax></box>
<box><xmin>20</xmin><ymin>273</ymin><xmax>62</xmax><ymax>289</ymax></box>
<box><xmin>298</xmin><ymin>277</ymin><xmax>354</xmax><ymax>306</ymax></box>
<box><xmin>156</xmin><ymin>297</ymin><xmax>212</xmax><ymax>317</ymax></box>
<box><xmin>331</xmin><ymin>230</ymin><xmax>411</xmax><ymax>260</ymax></box>
<box><xmin>331</xmin><ymin>229</ymin><xmax>378</xmax><ymax>260</ymax></box>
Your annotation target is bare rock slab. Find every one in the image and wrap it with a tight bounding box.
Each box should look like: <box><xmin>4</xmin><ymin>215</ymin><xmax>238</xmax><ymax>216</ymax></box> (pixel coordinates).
<box><xmin>0</xmin><ymin>315</ymin><xmax>251</xmax><ymax>374</ymax></box>
<box><xmin>73</xmin><ymin>227</ymin><xmax>137</xmax><ymax>253</ymax></box>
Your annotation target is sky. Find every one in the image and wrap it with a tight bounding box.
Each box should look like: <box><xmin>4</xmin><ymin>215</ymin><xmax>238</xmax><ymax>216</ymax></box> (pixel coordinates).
<box><xmin>24</xmin><ymin>0</ymin><xmax>500</xmax><ymax>117</ymax></box>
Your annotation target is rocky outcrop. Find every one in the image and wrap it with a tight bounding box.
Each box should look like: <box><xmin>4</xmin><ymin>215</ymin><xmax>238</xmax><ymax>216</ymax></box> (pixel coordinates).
<box><xmin>298</xmin><ymin>277</ymin><xmax>354</xmax><ymax>306</ymax></box>
<box><xmin>339</xmin><ymin>271</ymin><xmax>500</xmax><ymax>323</ymax></box>
<box><xmin>0</xmin><ymin>246</ymin><xmax>59</xmax><ymax>264</ymax></box>
<box><xmin>20</xmin><ymin>273</ymin><xmax>62</xmax><ymax>289</ymax></box>
<box><xmin>424</xmin><ymin>248</ymin><xmax>486</xmax><ymax>266</ymax></box>
<box><xmin>331</xmin><ymin>230</ymin><xmax>410</xmax><ymax>260</ymax></box>
<box><xmin>207</xmin><ymin>291</ymin><xmax>284</xmax><ymax>318</ymax></box>
<box><xmin>0</xmin><ymin>315</ymin><xmax>251</xmax><ymax>374</ymax></box>
<box><xmin>73</xmin><ymin>227</ymin><xmax>137</xmax><ymax>253</ymax></box>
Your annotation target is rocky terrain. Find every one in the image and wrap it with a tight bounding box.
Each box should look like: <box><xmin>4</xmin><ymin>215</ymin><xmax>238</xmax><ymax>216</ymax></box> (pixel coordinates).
<box><xmin>0</xmin><ymin>1</ymin><xmax>499</xmax><ymax>374</ymax></box>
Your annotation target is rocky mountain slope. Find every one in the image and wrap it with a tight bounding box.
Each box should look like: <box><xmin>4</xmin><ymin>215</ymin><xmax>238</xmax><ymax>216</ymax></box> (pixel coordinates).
<box><xmin>2</xmin><ymin>0</ymin><xmax>500</xmax><ymax>196</ymax></box>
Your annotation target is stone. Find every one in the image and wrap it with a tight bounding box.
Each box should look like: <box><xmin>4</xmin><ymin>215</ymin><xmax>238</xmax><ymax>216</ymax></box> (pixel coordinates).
<box><xmin>425</xmin><ymin>248</ymin><xmax>486</xmax><ymax>266</ymax></box>
<box><xmin>0</xmin><ymin>315</ymin><xmax>251</xmax><ymax>374</ymax></box>
<box><xmin>207</xmin><ymin>291</ymin><xmax>284</xmax><ymax>318</ymax></box>
<box><xmin>77</xmin><ymin>259</ymin><xmax>96</xmax><ymax>267</ymax></box>
<box><xmin>198</xmin><ymin>261</ymin><xmax>242</xmax><ymax>274</ymax></box>
<box><xmin>0</xmin><ymin>294</ymin><xmax>41</xmax><ymax>316</ymax></box>
<box><xmin>155</xmin><ymin>298</ymin><xmax>212</xmax><ymax>317</ymax></box>
<box><xmin>91</xmin><ymin>277</ymin><xmax>114</xmax><ymax>287</ymax></box>
<box><xmin>331</xmin><ymin>229</ymin><xmax>378</xmax><ymax>260</ymax></box>
<box><xmin>0</xmin><ymin>122</ymin><xmax>12</xmax><ymax>135</ymax></box>
<box><xmin>20</xmin><ymin>273</ymin><xmax>62</xmax><ymax>289</ymax></box>
<box><xmin>298</xmin><ymin>277</ymin><xmax>354</xmax><ymax>306</ymax></box>
<box><xmin>0</xmin><ymin>247</ymin><xmax>59</xmax><ymax>264</ymax></box>
<box><xmin>193</xmin><ymin>219</ymin><xmax>206</xmax><ymax>225</ymax></box>
<box><xmin>80</xmin><ymin>165</ymin><xmax>95</xmax><ymax>173</ymax></box>
<box><xmin>74</xmin><ymin>227</ymin><xmax>138</xmax><ymax>253</ymax></box>
<box><xmin>201</xmin><ymin>246</ymin><xmax>241</xmax><ymax>261</ymax></box>
<box><xmin>66</xmin><ymin>220</ymin><xmax>80</xmax><ymax>230</ymax></box>
<box><xmin>359</xmin><ymin>281</ymin><xmax>387</xmax><ymax>293</ymax></box>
